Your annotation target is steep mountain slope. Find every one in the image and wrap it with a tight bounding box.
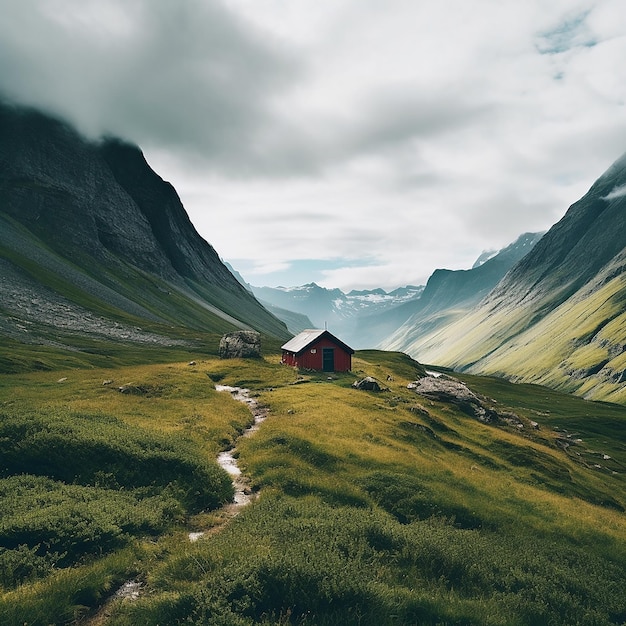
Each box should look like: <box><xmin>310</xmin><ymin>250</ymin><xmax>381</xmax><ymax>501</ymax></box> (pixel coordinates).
<box><xmin>376</xmin><ymin>232</ymin><xmax>543</xmax><ymax>350</ymax></box>
<box><xmin>0</xmin><ymin>103</ymin><xmax>289</xmax><ymax>366</ymax></box>
<box><xmin>251</xmin><ymin>282</ymin><xmax>423</xmax><ymax>348</ymax></box>
<box><xmin>224</xmin><ymin>263</ymin><xmax>314</xmax><ymax>335</ymax></box>
<box><xmin>257</xmin><ymin>300</ymin><xmax>314</xmax><ymax>335</ymax></box>
<box><xmin>392</xmin><ymin>153</ymin><xmax>626</xmax><ymax>402</ymax></box>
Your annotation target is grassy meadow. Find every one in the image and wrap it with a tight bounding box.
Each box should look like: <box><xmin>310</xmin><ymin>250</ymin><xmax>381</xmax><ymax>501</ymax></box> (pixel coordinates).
<box><xmin>0</xmin><ymin>349</ymin><xmax>625</xmax><ymax>624</ymax></box>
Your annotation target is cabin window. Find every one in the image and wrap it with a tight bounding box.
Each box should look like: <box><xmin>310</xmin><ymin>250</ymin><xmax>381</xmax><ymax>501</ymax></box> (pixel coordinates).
<box><xmin>311</xmin><ymin>349</ymin><xmax>316</xmax><ymax>353</ymax></box>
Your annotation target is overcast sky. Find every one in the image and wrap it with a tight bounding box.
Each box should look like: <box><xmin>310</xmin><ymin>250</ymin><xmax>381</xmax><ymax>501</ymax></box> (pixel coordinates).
<box><xmin>2</xmin><ymin>0</ymin><xmax>626</xmax><ymax>290</ymax></box>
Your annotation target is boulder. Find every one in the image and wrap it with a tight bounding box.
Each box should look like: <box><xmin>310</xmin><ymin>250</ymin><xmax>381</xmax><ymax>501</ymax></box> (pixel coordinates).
<box><xmin>352</xmin><ymin>376</ymin><xmax>388</xmax><ymax>392</ymax></box>
<box><xmin>219</xmin><ymin>330</ymin><xmax>261</xmax><ymax>359</ymax></box>
<box><xmin>408</xmin><ymin>375</ymin><xmax>496</xmax><ymax>422</ymax></box>
<box><xmin>407</xmin><ymin>376</ymin><xmax>479</xmax><ymax>403</ymax></box>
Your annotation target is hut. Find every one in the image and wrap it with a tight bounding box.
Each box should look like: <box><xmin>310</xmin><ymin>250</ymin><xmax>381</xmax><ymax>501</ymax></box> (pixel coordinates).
<box><xmin>281</xmin><ymin>329</ymin><xmax>354</xmax><ymax>372</ymax></box>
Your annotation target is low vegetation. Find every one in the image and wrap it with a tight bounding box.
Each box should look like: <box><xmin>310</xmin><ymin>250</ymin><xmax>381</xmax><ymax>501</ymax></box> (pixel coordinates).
<box><xmin>0</xmin><ymin>351</ymin><xmax>625</xmax><ymax>624</ymax></box>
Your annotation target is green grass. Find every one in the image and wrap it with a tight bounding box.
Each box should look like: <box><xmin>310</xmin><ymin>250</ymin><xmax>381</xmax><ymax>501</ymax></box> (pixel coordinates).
<box><xmin>0</xmin><ymin>212</ymin><xmax>289</xmax><ymax>375</ymax></box>
<box><xmin>0</xmin><ymin>359</ymin><xmax>261</xmax><ymax>622</ymax></box>
<box><xmin>1</xmin><ymin>351</ymin><xmax>625</xmax><ymax>624</ymax></box>
<box><xmin>406</xmin><ymin>271</ymin><xmax>626</xmax><ymax>404</ymax></box>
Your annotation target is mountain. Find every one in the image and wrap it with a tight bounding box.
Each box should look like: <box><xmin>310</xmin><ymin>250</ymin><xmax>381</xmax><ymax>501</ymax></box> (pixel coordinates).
<box><xmin>223</xmin><ymin>263</ymin><xmax>314</xmax><ymax>335</ymax></box>
<box><xmin>373</xmin><ymin>232</ymin><xmax>543</xmax><ymax>350</ymax></box>
<box><xmin>252</xmin><ymin>231</ymin><xmax>542</xmax><ymax>350</ymax></box>
<box><xmin>388</xmin><ymin>153</ymin><xmax>626</xmax><ymax>402</ymax></box>
<box><xmin>250</xmin><ymin>282</ymin><xmax>424</xmax><ymax>347</ymax></box>
<box><xmin>0</xmin><ymin>102</ymin><xmax>289</xmax><ymax>369</ymax></box>
<box><xmin>256</xmin><ymin>302</ymin><xmax>314</xmax><ymax>335</ymax></box>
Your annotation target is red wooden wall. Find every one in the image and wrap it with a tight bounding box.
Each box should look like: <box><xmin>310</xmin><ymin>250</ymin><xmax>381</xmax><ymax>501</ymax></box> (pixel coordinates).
<box><xmin>282</xmin><ymin>336</ymin><xmax>352</xmax><ymax>371</ymax></box>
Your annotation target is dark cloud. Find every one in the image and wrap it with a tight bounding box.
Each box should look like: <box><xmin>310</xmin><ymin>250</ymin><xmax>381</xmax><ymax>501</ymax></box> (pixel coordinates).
<box><xmin>0</xmin><ymin>0</ymin><xmax>300</xmax><ymax>171</ymax></box>
<box><xmin>0</xmin><ymin>0</ymin><xmax>492</xmax><ymax>179</ymax></box>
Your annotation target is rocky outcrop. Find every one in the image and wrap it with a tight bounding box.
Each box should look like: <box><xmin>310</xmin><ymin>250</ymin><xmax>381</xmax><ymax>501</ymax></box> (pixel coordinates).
<box><xmin>408</xmin><ymin>375</ymin><xmax>524</xmax><ymax>428</ymax></box>
<box><xmin>219</xmin><ymin>331</ymin><xmax>261</xmax><ymax>359</ymax></box>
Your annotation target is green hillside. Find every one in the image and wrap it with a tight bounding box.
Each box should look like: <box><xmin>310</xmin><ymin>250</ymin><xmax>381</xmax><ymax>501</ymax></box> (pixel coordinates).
<box><xmin>386</xmin><ymin>154</ymin><xmax>626</xmax><ymax>404</ymax></box>
<box><xmin>1</xmin><ymin>349</ymin><xmax>624</xmax><ymax>625</ymax></box>
<box><xmin>0</xmin><ymin>103</ymin><xmax>290</xmax><ymax>375</ymax></box>
<box><xmin>395</xmin><ymin>258</ymin><xmax>626</xmax><ymax>403</ymax></box>
<box><xmin>0</xmin><ymin>209</ymin><xmax>291</xmax><ymax>373</ymax></box>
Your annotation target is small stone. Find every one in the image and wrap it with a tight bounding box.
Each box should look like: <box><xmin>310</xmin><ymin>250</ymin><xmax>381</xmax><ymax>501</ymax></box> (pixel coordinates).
<box><xmin>352</xmin><ymin>377</ymin><xmax>388</xmax><ymax>392</ymax></box>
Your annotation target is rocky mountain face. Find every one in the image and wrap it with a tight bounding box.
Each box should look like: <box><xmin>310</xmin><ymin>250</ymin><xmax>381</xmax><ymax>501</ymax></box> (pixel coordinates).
<box><xmin>250</xmin><ymin>282</ymin><xmax>424</xmax><ymax>347</ymax></box>
<box><xmin>0</xmin><ymin>102</ymin><xmax>289</xmax><ymax>361</ymax></box>
<box><xmin>371</xmin><ymin>232</ymin><xmax>543</xmax><ymax>350</ymax></box>
<box><xmin>416</xmin><ymin>232</ymin><xmax>544</xmax><ymax>313</ymax></box>
<box><xmin>388</xmin><ymin>153</ymin><xmax>626</xmax><ymax>402</ymax></box>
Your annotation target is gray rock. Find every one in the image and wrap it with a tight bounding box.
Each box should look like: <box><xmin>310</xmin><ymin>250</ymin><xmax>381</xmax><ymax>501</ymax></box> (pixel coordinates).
<box><xmin>408</xmin><ymin>375</ymin><xmax>496</xmax><ymax>422</ymax></box>
<box><xmin>219</xmin><ymin>331</ymin><xmax>261</xmax><ymax>359</ymax></box>
<box><xmin>408</xmin><ymin>376</ymin><xmax>478</xmax><ymax>402</ymax></box>
<box><xmin>352</xmin><ymin>376</ymin><xmax>388</xmax><ymax>392</ymax></box>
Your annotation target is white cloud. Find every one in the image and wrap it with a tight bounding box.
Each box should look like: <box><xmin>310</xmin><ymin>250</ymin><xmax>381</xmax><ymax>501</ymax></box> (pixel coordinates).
<box><xmin>602</xmin><ymin>184</ymin><xmax>626</xmax><ymax>201</ymax></box>
<box><xmin>2</xmin><ymin>0</ymin><xmax>626</xmax><ymax>290</ymax></box>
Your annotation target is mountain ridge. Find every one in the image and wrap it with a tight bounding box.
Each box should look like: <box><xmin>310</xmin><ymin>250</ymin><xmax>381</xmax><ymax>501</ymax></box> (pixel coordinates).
<box><xmin>250</xmin><ymin>281</ymin><xmax>424</xmax><ymax>347</ymax></box>
<box><xmin>0</xmin><ymin>102</ymin><xmax>289</xmax><ymax>369</ymax></box>
<box><xmin>389</xmin><ymin>152</ymin><xmax>626</xmax><ymax>402</ymax></box>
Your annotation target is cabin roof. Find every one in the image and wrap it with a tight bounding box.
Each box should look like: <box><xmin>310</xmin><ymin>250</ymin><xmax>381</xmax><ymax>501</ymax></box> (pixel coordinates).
<box><xmin>281</xmin><ymin>329</ymin><xmax>355</xmax><ymax>355</ymax></box>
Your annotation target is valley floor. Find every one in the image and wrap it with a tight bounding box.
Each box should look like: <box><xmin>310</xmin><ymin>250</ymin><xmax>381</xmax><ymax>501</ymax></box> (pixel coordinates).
<box><xmin>1</xmin><ymin>351</ymin><xmax>625</xmax><ymax>625</ymax></box>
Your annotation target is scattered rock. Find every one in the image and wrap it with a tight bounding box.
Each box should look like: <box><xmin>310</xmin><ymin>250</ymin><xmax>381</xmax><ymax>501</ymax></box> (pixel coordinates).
<box><xmin>219</xmin><ymin>331</ymin><xmax>261</xmax><ymax>359</ymax></box>
<box><xmin>117</xmin><ymin>384</ymin><xmax>143</xmax><ymax>395</ymax></box>
<box><xmin>408</xmin><ymin>376</ymin><xmax>477</xmax><ymax>402</ymax></box>
<box><xmin>188</xmin><ymin>361</ymin><xmax>196</xmax><ymax>366</ymax></box>
<box><xmin>408</xmin><ymin>404</ymin><xmax>431</xmax><ymax>417</ymax></box>
<box><xmin>57</xmin><ymin>377</ymin><xmax>67</xmax><ymax>383</ymax></box>
<box><xmin>102</xmin><ymin>379</ymin><xmax>113</xmax><ymax>386</ymax></box>
<box><xmin>499</xmin><ymin>411</ymin><xmax>525</xmax><ymax>429</ymax></box>
<box><xmin>352</xmin><ymin>376</ymin><xmax>389</xmax><ymax>392</ymax></box>
<box><xmin>114</xmin><ymin>580</ymin><xmax>143</xmax><ymax>601</ymax></box>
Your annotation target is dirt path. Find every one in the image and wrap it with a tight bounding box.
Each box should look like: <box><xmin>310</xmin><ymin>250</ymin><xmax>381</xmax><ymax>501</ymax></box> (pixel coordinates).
<box><xmin>83</xmin><ymin>385</ymin><xmax>266</xmax><ymax>625</ymax></box>
<box><xmin>190</xmin><ymin>385</ymin><xmax>267</xmax><ymax>539</ymax></box>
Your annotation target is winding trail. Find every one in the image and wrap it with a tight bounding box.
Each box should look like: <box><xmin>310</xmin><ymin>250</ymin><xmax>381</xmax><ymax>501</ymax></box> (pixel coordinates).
<box><xmin>190</xmin><ymin>385</ymin><xmax>268</xmax><ymax>539</ymax></box>
<box><xmin>85</xmin><ymin>385</ymin><xmax>267</xmax><ymax>624</ymax></box>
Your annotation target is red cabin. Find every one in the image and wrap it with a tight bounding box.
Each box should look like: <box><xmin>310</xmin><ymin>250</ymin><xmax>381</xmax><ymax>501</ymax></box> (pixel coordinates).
<box><xmin>281</xmin><ymin>329</ymin><xmax>354</xmax><ymax>372</ymax></box>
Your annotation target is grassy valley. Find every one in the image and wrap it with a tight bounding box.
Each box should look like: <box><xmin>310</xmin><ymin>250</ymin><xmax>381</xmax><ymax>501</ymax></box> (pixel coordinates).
<box><xmin>1</xmin><ymin>348</ymin><xmax>625</xmax><ymax>625</ymax></box>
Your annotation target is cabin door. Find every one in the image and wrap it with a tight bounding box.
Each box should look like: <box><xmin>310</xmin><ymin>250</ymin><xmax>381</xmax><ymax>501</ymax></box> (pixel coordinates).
<box><xmin>322</xmin><ymin>348</ymin><xmax>335</xmax><ymax>372</ymax></box>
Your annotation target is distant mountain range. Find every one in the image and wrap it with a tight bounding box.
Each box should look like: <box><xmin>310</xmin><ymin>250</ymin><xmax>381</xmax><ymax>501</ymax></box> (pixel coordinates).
<box><xmin>0</xmin><ymin>102</ymin><xmax>289</xmax><ymax>369</ymax></box>
<box><xmin>248</xmin><ymin>233</ymin><xmax>542</xmax><ymax>349</ymax></box>
<box><xmin>376</xmin><ymin>231</ymin><xmax>544</xmax><ymax>350</ymax></box>
<box><xmin>248</xmin><ymin>282</ymin><xmax>424</xmax><ymax>346</ymax></box>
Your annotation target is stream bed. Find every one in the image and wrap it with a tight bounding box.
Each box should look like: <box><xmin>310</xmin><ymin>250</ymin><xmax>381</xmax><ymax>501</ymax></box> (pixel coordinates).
<box><xmin>87</xmin><ymin>384</ymin><xmax>269</xmax><ymax>623</ymax></box>
<box><xmin>189</xmin><ymin>384</ymin><xmax>268</xmax><ymax>541</ymax></box>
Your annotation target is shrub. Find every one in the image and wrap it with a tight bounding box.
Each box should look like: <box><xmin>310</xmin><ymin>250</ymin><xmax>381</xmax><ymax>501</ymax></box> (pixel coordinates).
<box><xmin>0</xmin><ymin>408</ymin><xmax>233</xmax><ymax>512</ymax></box>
